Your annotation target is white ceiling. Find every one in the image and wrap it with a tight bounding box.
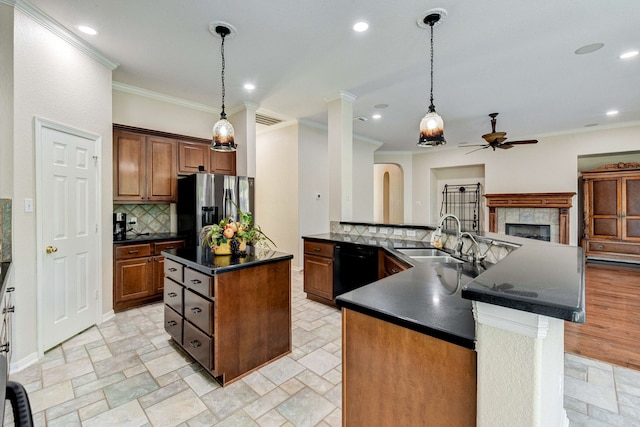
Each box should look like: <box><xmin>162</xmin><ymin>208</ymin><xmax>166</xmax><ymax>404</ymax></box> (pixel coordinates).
<box><xmin>27</xmin><ymin>0</ymin><xmax>640</xmax><ymax>152</ymax></box>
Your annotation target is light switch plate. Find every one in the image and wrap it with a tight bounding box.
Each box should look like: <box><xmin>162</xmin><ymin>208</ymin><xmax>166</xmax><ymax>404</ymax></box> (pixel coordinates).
<box><xmin>24</xmin><ymin>198</ymin><xmax>33</xmax><ymax>213</ymax></box>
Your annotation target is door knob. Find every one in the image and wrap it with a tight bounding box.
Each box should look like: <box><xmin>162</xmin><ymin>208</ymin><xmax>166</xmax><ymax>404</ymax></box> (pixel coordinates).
<box><xmin>45</xmin><ymin>245</ymin><xmax>58</xmax><ymax>254</ymax></box>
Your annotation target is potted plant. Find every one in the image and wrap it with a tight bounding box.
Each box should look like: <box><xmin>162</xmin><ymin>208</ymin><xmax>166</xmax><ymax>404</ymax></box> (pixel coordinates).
<box><xmin>200</xmin><ymin>207</ymin><xmax>275</xmax><ymax>256</ymax></box>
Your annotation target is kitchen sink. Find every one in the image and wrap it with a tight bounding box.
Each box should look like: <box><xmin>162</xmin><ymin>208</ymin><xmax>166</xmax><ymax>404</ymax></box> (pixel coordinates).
<box><xmin>396</xmin><ymin>248</ymin><xmax>463</xmax><ymax>263</ymax></box>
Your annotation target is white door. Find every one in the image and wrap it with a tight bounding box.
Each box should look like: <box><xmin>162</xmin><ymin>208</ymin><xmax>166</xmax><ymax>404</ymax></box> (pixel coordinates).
<box><xmin>36</xmin><ymin>119</ymin><xmax>100</xmax><ymax>351</ymax></box>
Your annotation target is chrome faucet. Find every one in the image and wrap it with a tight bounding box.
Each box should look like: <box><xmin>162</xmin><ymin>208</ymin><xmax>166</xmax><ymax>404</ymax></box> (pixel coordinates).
<box><xmin>432</xmin><ymin>214</ymin><xmax>463</xmax><ymax>255</ymax></box>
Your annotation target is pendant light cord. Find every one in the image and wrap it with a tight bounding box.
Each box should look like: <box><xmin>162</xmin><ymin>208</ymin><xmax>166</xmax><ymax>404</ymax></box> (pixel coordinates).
<box><xmin>429</xmin><ymin>22</ymin><xmax>435</xmax><ymax>110</ymax></box>
<box><xmin>220</xmin><ymin>33</ymin><xmax>227</xmax><ymax>118</ymax></box>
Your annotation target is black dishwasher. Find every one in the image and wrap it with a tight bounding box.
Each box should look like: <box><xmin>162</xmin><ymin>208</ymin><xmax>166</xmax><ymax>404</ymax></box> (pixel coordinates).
<box><xmin>334</xmin><ymin>243</ymin><xmax>379</xmax><ymax>296</ymax></box>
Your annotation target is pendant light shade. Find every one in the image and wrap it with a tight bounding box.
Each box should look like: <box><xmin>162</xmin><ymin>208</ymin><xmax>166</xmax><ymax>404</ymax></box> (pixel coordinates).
<box><xmin>211</xmin><ymin>24</ymin><xmax>237</xmax><ymax>152</ymax></box>
<box><xmin>417</xmin><ymin>11</ymin><xmax>446</xmax><ymax>147</ymax></box>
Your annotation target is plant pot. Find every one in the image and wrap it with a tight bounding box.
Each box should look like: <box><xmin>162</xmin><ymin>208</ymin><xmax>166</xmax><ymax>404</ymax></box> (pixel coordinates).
<box><xmin>212</xmin><ymin>239</ymin><xmax>246</xmax><ymax>256</ymax></box>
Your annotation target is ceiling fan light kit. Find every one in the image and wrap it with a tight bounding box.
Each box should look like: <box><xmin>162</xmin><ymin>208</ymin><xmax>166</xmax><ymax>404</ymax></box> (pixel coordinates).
<box><xmin>210</xmin><ymin>22</ymin><xmax>237</xmax><ymax>152</ymax></box>
<box><xmin>417</xmin><ymin>10</ymin><xmax>447</xmax><ymax>148</ymax></box>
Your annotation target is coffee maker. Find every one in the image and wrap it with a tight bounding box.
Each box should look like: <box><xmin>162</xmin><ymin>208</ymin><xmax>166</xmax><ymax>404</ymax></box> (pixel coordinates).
<box><xmin>113</xmin><ymin>213</ymin><xmax>127</xmax><ymax>240</ymax></box>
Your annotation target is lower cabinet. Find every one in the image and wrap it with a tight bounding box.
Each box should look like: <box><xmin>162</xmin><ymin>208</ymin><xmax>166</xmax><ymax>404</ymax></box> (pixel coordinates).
<box><xmin>113</xmin><ymin>239</ymin><xmax>185</xmax><ymax>312</ymax></box>
<box><xmin>381</xmin><ymin>251</ymin><xmax>411</xmax><ymax>278</ymax></box>
<box><xmin>163</xmin><ymin>256</ymin><xmax>291</xmax><ymax>386</ymax></box>
<box><xmin>303</xmin><ymin>240</ymin><xmax>335</xmax><ymax>305</ymax></box>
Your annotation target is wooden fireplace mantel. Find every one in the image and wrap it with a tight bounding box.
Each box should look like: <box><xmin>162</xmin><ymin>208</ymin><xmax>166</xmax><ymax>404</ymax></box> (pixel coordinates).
<box><xmin>484</xmin><ymin>192</ymin><xmax>576</xmax><ymax>244</ymax></box>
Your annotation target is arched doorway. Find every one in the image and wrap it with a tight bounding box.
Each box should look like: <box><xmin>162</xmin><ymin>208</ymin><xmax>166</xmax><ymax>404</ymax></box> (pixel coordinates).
<box><xmin>374</xmin><ymin>163</ymin><xmax>403</xmax><ymax>223</ymax></box>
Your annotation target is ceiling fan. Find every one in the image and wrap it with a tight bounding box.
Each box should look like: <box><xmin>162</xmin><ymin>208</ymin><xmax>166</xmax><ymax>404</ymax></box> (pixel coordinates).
<box><xmin>461</xmin><ymin>113</ymin><xmax>538</xmax><ymax>154</ymax></box>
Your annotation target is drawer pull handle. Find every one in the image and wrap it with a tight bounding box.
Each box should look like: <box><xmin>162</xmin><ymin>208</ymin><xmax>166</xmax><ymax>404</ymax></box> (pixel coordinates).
<box><xmin>596</xmin><ymin>244</ymin><xmax>604</xmax><ymax>250</ymax></box>
<box><xmin>313</xmin><ymin>247</ymin><xmax>321</xmax><ymax>251</ymax></box>
<box><xmin>167</xmin><ymin>320</ymin><xmax>177</xmax><ymax>326</ymax></box>
<box><xmin>128</xmin><ymin>250</ymin><xmax>139</xmax><ymax>254</ymax></box>
<box><xmin>191</xmin><ymin>279</ymin><xmax>202</xmax><ymax>284</ymax></box>
<box><xmin>165</xmin><ymin>246</ymin><xmax>174</xmax><ymax>250</ymax></box>
<box><xmin>190</xmin><ymin>307</ymin><xmax>202</xmax><ymax>314</ymax></box>
<box><xmin>168</xmin><ymin>267</ymin><xmax>177</xmax><ymax>272</ymax></box>
<box><xmin>391</xmin><ymin>268</ymin><xmax>399</xmax><ymax>273</ymax></box>
<box><xmin>6</xmin><ymin>287</ymin><xmax>14</xmax><ymax>293</ymax></box>
<box><xmin>0</xmin><ymin>343</ymin><xmax>9</xmax><ymax>353</ymax></box>
<box><xmin>168</xmin><ymin>292</ymin><xmax>177</xmax><ymax>298</ymax></box>
<box><xmin>189</xmin><ymin>340</ymin><xmax>201</xmax><ymax>348</ymax></box>
<box><xmin>3</xmin><ymin>306</ymin><xmax>14</xmax><ymax>314</ymax></box>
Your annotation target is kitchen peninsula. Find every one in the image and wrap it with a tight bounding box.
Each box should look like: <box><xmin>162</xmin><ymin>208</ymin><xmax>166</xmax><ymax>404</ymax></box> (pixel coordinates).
<box><xmin>305</xmin><ymin>222</ymin><xmax>585</xmax><ymax>426</ymax></box>
<box><xmin>161</xmin><ymin>246</ymin><xmax>293</xmax><ymax>386</ymax></box>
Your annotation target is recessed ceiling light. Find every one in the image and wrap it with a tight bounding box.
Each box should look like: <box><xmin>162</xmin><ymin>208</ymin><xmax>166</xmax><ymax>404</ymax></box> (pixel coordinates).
<box><xmin>244</xmin><ymin>83</ymin><xmax>255</xmax><ymax>91</ymax></box>
<box><xmin>353</xmin><ymin>21</ymin><xmax>369</xmax><ymax>32</ymax></box>
<box><xmin>372</xmin><ymin>114</ymin><xmax>381</xmax><ymax>119</ymax></box>
<box><xmin>606</xmin><ymin>110</ymin><xmax>619</xmax><ymax>116</ymax></box>
<box><xmin>374</xmin><ymin>104</ymin><xmax>388</xmax><ymax>109</ymax></box>
<box><xmin>619</xmin><ymin>50</ymin><xmax>639</xmax><ymax>59</ymax></box>
<box><xmin>574</xmin><ymin>43</ymin><xmax>604</xmax><ymax>55</ymax></box>
<box><xmin>584</xmin><ymin>123</ymin><xmax>599</xmax><ymax>127</ymax></box>
<box><xmin>77</xmin><ymin>25</ymin><xmax>98</xmax><ymax>35</ymax></box>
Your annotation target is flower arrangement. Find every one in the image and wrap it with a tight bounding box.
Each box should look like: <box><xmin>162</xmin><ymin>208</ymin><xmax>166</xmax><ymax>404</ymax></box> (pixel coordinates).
<box><xmin>199</xmin><ymin>206</ymin><xmax>275</xmax><ymax>256</ymax></box>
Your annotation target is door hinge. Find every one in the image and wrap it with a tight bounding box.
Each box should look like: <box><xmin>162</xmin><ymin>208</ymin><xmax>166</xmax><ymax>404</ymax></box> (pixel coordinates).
<box><xmin>92</xmin><ymin>155</ymin><xmax>99</xmax><ymax>165</ymax></box>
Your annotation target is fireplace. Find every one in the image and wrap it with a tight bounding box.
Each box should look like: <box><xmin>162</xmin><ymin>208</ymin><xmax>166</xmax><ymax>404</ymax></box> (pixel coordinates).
<box><xmin>506</xmin><ymin>223</ymin><xmax>551</xmax><ymax>241</ymax></box>
<box><xmin>484</xmin><ymin>192</ymin><xmax>575</xmax><ymax>245</ymax></box>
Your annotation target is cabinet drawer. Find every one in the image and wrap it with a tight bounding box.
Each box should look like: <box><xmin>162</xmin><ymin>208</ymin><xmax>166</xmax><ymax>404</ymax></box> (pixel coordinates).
<box><xmin>588</xmin><ymin>241</ymin><xmax>640</xmax><ymax>256</ymax></box>
<box><xmin>304</xmin><ymin>241</ymin><xmax>335</xmax><ymax>258</ymax></box>
<box><xmin>183</xmin><ymin>320</ymin><xmax>213</xmax><ymax>371</ymax></box>
<box><xmin>164</xmin><ymin>305</ymin><xmax>182</xmax><ymax>344</ymax></box>
<box><xmin>115</xmin><ymin>243</ymin><xmax>152</xmax><ymax>260</ymax></box>
<box><xmin>154</xmin><ymin>240</ymin><xmax>185</xmax><ymax>255</ymax></box>
<box><xmin>185</xmin><ymin>268</ymin><xmax>213</xmax><ymax>297</ymax></box>
<box><xmin>164</xmin><ymin>259</ymin><xmax>184</xmax><ymax>283</ymax></box>
<box><xmin>184</xmin><ymin>289</ymin><xmax>213</xmax><ymax>335</ymax></box>
<box><xmin>164</xmin><ymin>278</ymin><xmax>184</xmax><ymax>315</ymax></box>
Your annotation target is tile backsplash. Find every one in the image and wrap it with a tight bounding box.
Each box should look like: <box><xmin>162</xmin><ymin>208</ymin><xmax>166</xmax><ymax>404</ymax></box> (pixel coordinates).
<box><xmin>0</xmin><ymin>199</ymin><xmax>11</xmax><ymax>262</ymax></box>
<box><xmin>113</xmin><ymin>204</ymin><xmax>171</xmax><ymax>234</ymax></box>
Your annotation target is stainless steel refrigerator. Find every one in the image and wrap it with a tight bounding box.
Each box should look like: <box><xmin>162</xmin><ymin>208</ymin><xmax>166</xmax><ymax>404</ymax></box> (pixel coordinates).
<box><xmin>177</xmin><ymin>174</ymin><xmax>255</xmax><ymax>247</ymax></box>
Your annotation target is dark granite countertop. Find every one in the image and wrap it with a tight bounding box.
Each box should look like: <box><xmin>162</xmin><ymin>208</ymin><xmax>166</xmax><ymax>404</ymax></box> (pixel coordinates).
<box><xmin>307</xmin><ymin>228</ymin><xmax>585</xmax><ymax>349</ymax></box>
<box><xmin>113</xmin><ymin>232</ymin><xmax>185</xmax><ymax>244</ymax></box>
<box><xmin>162</xmin><ymin>246</ymin><xmax>293</xmax><ymax>276</ymax></box>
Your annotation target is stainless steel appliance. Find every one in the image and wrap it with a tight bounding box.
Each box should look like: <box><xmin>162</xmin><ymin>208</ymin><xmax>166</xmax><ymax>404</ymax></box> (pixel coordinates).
<box><xmin>177</xmin><ymin>174</ymin><xmax>255</xmax><ymax>247</ymax></box>
<box><xmin>113</xmin><ymin>213</ymin><xmax>127</xmax><ymax>240</ymax></box>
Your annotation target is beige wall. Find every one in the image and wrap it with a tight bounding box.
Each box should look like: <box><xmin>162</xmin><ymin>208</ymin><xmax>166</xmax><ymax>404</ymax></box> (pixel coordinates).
<box><xmin>0</xmin><ymin>4</ymin><xmax>13</xmax><ymax>198</ymax></box>
<box><xmin>10</xmin><ymin>8</ymin><xmax>113</xmax><ymax>364</ymax></box>
<box><xmin>373</xmin><ymin>164</ymin><xmax>404</xmax><ymax>223</ymax></box>
<box><xmin>410</xmin><ymin>124</ymin><xmax>640</xmax><ymax>244</ymax></box>
<box><xmin>256</xmin><ymin>123</ymin><xmax>300</xmax><ymax>267</ymax></box>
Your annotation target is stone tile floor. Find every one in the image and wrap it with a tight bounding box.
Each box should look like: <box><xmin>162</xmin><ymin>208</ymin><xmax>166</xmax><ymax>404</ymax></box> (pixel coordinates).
<box><xmin>4</xmin><ymin>269</ymin><xmax>640</xmax><ymax>426</ymax></box>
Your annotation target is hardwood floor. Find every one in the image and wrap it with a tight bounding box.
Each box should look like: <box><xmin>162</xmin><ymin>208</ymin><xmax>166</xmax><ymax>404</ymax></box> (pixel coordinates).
<box><xmin>565</xmin><ymin>261</ymin><xmax>640</xmax><ymax>370</ymax></box>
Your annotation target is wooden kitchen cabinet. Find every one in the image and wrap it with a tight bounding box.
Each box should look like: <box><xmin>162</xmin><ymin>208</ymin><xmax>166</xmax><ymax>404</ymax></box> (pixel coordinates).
<box><xmin>114</xmin><ymin>239</ymin><xmax>184</xmax><ymax>312</ymax></box>
<box><xmin>380</xmin><ymin>250</ymin><xmax>411</xmax><ymax>278</ymax></box>
<box><xmin>582</xmin><ymin>163</ymin><xmax>640</xmax><ymax>262</ymax></box>
<box><xmin>303</xmin><ymin>240</ymin><xmax>335</xmax><ymax>305</ymax></box>
<box><xmin>113</xmin><ymin>129</ymin><xmax>177</xmax><ymax>203</ymax></box>
<box><xmin>178</xmin><ymin>140</ymin><xmax>236</xmax><ymax>175</ymax></box>
<box><xmin>163</xmin><ymin>255</ymin><xmax>291</xmax><ymax>385</ymax></box>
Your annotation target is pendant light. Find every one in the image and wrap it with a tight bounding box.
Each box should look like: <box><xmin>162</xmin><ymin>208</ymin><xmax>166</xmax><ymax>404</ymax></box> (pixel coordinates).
<box><xmin>211</xmin><ymin>24</ymin><xmax>237</xmax><ymax>152</ymax></box>
<box><xmin>418</xmin><ymin>11</ymin><xmax>446</xmax><ymax>147</ymax></box>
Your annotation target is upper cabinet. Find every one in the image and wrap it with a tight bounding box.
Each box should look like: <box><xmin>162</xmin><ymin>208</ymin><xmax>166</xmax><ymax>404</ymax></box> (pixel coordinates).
<box><xmin>178</xmin><ymin>140</ymin><xmax>236</xmax><ymax>176</ymax></box>
<box><xmin>113</xmin><ymin>128</ymin><xmax>177</xmax><ymax>203</ymax></box>
<box><xmin>582</xmin><ymin>162</ymin><xmax>640</xmax><ymax>262</ymax></box>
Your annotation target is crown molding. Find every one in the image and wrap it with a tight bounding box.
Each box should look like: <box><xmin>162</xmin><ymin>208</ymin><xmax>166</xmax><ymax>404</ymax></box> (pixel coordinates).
<box><xmin>323</xmin><ymin>91</ymin><xmax>358</xmax><ymax>104</ymax></box>
<box><xmin>112</xmin><ymin>81</ymin><xmax>219</xmax><ymax>114</ymax></box>
<box><xmin>2</xmin><ymin>0</ymin><xmax>119</xmax><ymax>70</ymax></box>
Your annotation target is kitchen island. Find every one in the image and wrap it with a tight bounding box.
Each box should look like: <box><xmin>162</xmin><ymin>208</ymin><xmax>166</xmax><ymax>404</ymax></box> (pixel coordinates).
<box><xmin>161</xmin><ymin>246</ymin><xmax>293</xmax><ymax>386</ymax></box>
<box><xmin>306</xmin><ymin>226</ymin><xmax>585</xmax><ymax>426</ymax></box>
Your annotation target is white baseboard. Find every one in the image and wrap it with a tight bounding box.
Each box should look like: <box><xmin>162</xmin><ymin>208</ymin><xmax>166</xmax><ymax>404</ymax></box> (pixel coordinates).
<box><xmin>9</xmin><ymin>352</ymin><xmax>39</xmax><ymax>374</ymax></box>
<box><xmin>102</xmin><ymin>310</ymin><xmax>115</xmax><ymax>323</ymax></box>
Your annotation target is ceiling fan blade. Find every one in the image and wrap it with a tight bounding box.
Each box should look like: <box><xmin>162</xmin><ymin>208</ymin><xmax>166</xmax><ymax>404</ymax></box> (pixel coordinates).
<box><xmin>465</xmin><ymin>146</ymin><xmax>489</xmax><ymax>155</ymax></box>
<box><xmin>459</xmin><ymin>143</ymin><xmax>487</xmax><ymax>147</ymax></box>
<box><xmin>495</xmin><ymin>137</ymin><xmax>508</xmax><ymax>144</ymax></box>
<box><xmin>497</xmin><ymin>144</ymin><xmax>514</xmax><ymax>149</ymax></box>
<box><xmin>507</xmin><ymin>139</ymin><xmax>538</xmax><ymax>145</ymax></box>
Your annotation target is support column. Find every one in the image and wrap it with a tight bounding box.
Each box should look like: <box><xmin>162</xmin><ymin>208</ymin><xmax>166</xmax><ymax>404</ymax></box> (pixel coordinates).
<box><xmin>474</xmin><ymin>302</ymin><xmax>569</xmax><ymax>427</ymax></box>
<box><xmin>229</xmin><ymin>102</ymin><xmax>258</xmax><ymax>177</ymax></box>
<box><xmin>325</xmin><ymin>91</ymin><xmax>356</xmax><ymax>222</ymax></box>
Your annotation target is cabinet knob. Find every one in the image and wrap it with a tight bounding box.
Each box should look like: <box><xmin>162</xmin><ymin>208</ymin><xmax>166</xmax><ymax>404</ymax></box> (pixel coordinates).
<box><xmin>189</xmin><ymin>340</ymin><xmax>202</xmax><ymax>348</ymax></box>
<box><xmin>168</xmin><ymin>292</ymin><xmax>177</xmax><ymax>298</ymax></box>
<box><xmin>596</xmin><ymin>244</ymin><xmax>604</xmax><ymax>250</ymax></box>
<box><xmin>391</xmin><ymin>268</ymin><xmax>399</xmax><ymax>273</ymax></box>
